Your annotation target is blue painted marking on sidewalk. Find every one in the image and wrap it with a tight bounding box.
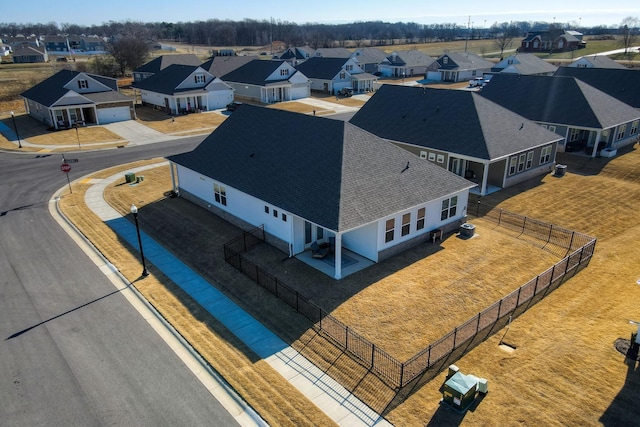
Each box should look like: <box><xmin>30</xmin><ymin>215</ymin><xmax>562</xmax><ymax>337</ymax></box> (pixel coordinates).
<box><xmin>106</xmin><ymin>217</ymin><xmax>289</xmax><ymax>358</ymax></box>
<box><xmin>0</xmin><ymin>121</ymin><xmax>17</xmax><ymax>141</ymax></box>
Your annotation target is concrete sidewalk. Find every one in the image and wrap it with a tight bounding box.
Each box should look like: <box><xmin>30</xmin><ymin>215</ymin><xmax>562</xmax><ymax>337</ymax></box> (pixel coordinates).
<box><xmin>81</xmin><ymin>164</ymin><xmax>393</xmax><ymax>427</ymax></box>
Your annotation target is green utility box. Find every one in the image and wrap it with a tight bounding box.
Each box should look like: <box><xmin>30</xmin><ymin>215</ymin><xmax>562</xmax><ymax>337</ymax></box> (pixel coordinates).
<box><xmin>125</xmin><ymin>173</ymin><xmax>136</xmax><ymax>183</ymax></box>
<box><xmin>441</xmin><ymin>371</ymin><xmax>478</xmax><ymax>412</ymax></box>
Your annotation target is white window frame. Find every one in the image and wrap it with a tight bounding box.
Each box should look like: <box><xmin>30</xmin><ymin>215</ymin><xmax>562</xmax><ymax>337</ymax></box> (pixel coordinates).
<box><xmin>385</xmin><ymin>218</ymin><xmax>395</xmax><ymax>243</ymax></box>
<box><xmin>540</xmin><ymin>145</ymin><xmax>552</xmax><ymax>164</ymax></box>
<box><xmin>525</xmin><ymin>151</ymin><xmax>533</xmax><ymax>169</ymax></box>
<box><xmin>401</xmin><ymin>213</ymin><xmax>411</xmax><ymax>236</ymax></box>
<box><xmin>631</xmin><ymin>121</ymin><xmax>638</xmax><ymax>136</ymax></box>
<box><xmin>214</xmin><ymin>183</ymin><xmax>227</xmax><ymax>206</ymax></box>
<box><xmin>428</xmin><ymin>152</ymin><xmax>436</xmax><ymax>161</ymax></box>
<box><xmin>440</xmin><ymin>196</ymin><xmax>458</xmax><ymax>221</ymax></box>
<box><xmin>508</xmin><ymin>156</ymin><xmax>517</xmax><ymax>176</ymax></box>
<box><xmin>436</xmin><ymin>154</ymin><xmax>444</xmax><ymax>163</ymax></box>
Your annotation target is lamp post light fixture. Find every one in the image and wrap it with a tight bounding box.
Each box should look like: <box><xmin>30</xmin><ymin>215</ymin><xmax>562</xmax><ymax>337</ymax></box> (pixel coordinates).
<box><xmin>10</xmin><ymin>111</ymin><xmax>22</xmax><ymax>148</ymax></box>
<box><xmin>73</xmin><ymin>123</ymin><xmax>81</xmax><ymax>149</ymax></box>
<box><xmin>130</xmin><ymin>204</ymin><xmax>149</xmax><ymax>277</ymax></box>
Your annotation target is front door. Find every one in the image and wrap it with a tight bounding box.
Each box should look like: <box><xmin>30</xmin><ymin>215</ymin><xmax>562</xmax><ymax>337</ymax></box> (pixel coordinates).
<box><xmin>304</xmin><ymin>221</ymin><xmax>325</xmax><ymax>248</ymax></box>
<box><xmin>449</xmin><ymin>158</ymin><xmax>465</xmax><ymax>176</ymax></box>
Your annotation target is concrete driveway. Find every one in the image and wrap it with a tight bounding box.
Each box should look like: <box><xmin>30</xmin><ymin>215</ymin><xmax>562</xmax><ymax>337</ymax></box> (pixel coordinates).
<box><xmin>103</xmin><ymin>120</ymin><xmax>174</xmax><ymax>146</ymax></box>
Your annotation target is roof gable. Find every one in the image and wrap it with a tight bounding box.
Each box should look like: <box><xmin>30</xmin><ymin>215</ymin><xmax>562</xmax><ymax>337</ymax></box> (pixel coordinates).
<box><xmin>294</xmin><ymin>57</ymin><xmax>352</xmax><ymax>79</ymax></box>
<box><xmin>349</xmin><ymin>85</ymin><xmax>562</xmax><ymax>160</ymax></box>
<box><xmin>134</xmin><ymin>54</ymin><xmax>201</xmax><ymax>73</ymax></box>
<box><xmin>554</xmin><ymin>67</ymin><xmax>640</xmax><ymax>108</ymax></box>
<box><xmin>169</xmin><ymin>105</ymin><xmax>472</xmax><ymax>231</ymax></box>
<box><xmin>220</xmin><ymin>59</ymin><xmax>299</xmax><ymax>85</ymax></box>
<box><xmin>492</xmin><ymin>53</ymin><xmax>557</xmax><ymax>75</ymax></box>
<box><xmin>201</xmin><ymin>55</ymin><xmax>254</xmax><ymax>78</ymax></box>
<box><xmin>438</xmin><ymin>52</ymin><xmax>493</xmax><ymax>70</ymax></box>
<box><xmin>20</xmin><ymin>69</ymin><xmax>118</xmax><ymax>106</ymax></box>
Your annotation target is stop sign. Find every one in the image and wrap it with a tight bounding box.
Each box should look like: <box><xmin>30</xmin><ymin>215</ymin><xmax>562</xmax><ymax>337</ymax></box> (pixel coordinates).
<box><xmin>61</xmin><ymin>163</ymin><xmax>71</xmax><ymax>173</ymax></box>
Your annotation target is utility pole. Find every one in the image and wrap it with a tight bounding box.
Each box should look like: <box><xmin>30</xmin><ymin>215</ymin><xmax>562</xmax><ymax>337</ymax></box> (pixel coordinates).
<box><xmin>464</xmin><ymin>16</ymin><xmax>471</xmax><ymax>53</ymax></box>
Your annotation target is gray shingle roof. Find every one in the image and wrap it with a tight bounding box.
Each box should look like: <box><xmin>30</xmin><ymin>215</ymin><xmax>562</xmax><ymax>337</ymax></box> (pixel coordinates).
<box><xmin>383</xmin><ymin>50</ymin><xmax>436</xmax><ymax>67</ymax></box>
<box><xmin>491</xmin><ymin>53</ymin><xmax>558</xmax><ymax>75</ymax></box>
<box><xmin>133</xmin><ymin>54</ymin><xmax>201</xmax><ymax>73</ymax></box>
<box><xmin>570</xmin><ymin>55</ymin><xmax>628</xmax><ymax>69</ymax></box>
<box><xmin>21</xmin><ymin>69</ymin><xmax>120</xmax><ymax>107</ymax></box>
<box><xmin>131</xmin><ymin>64</ymin><xmax>206</xmax><ymax>94</ymax></box>
<box><xmin>438</xmin><ymin>52</ymin><xmax>493</xmax><ymax>71</ymax></box>
<box><xmin>554</xmin><ymin>67</ymin><xmax>640</xmax><ymax>109</ymax></box>
<box><xmin>169</xmin><ymin>105</ymin><xmax>472</xmax><ymax>232</ymax></box>
<box><xmin>349</xmin><ymin>85</ymin><xmax>561</xmax><ymax>160</ymax></box>
<box><xmin>220</xmin><ymin>59</ymin><xmax>294</xmax><ymax>85</ymax></box>
<box><xmin>201</xmin><ymin>56</ymin><xmax>254</xmax><ymax>78</ymax></box>
<box><xmin>294</xmin><ymin>57</ymin><xmax>348</xmax><ymax>79</ymax></box>
<box><xmin>480</xmin><ymin>74</ymin><xmax>640</xmax><ymax>128</ymax></box>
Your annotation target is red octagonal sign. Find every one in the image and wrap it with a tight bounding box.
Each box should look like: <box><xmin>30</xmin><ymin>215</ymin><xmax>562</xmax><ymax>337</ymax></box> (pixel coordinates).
<box><xmin>61</xmin><ymin>163</ymin><xmax>71</xmax><ymax>173</ymax></box>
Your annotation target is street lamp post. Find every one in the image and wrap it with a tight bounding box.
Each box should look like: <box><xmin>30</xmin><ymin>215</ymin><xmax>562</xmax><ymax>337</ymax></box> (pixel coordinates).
<box><xmin>10</xmin><ymin>111</ymin><xmax>22</xmax><ymax>148</ymax></box>
<box><xmin>130</xmin><ymin>204</ymin><xmax>149</xmax><ymax>277</ymax></box>
<box><xmin>73</xmin><ymin>123</ymin><xmax>81</xmax><ymax>149</ymax></box>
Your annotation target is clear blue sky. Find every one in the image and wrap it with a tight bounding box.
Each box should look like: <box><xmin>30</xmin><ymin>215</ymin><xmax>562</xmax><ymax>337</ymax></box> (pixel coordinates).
<box><xmin>4</xmin><ymin>0</ymin><xmax>639</xmax><ymax>28</ymax></box>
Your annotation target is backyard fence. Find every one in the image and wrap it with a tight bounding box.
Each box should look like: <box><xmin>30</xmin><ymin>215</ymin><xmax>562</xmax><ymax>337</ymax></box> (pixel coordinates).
<box><xmin>224</xmin><ymin>204</ymin><xmax>596</xmax><ymax>389</ymax></box>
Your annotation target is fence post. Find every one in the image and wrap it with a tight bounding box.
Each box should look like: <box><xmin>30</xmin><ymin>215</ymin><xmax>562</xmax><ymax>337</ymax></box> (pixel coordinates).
<box><xmin>497</xmin><ymin>299</ymin><xmax>503</xmax><ymax>318</ymax></box>
<box><xmin>568</xmin><ymin>231</ymin><xmax>575</xmax><ymax>252</ymax></box>
<box><xmin>547</xmin><ymin>224</ymin><xmax>553</xmax><ymax>244</ymax></box>
<box><xmin>476</xmin><ymin>312</ymin><xmax>481</xmax><ymax>333</ymax></box>
<box><xmin>400</xmin><ymin>362</ymin><xmax>404</xmax><ymax>388</ymax></box>
<box><xmin>453</xmin><ymin>327</ymin><xmax>458</xmax><ymax>349</ymax></box>
<box><xmin>319</xmin><ymin>306</ymin><xmax>323</xmax><ymax>328</ymax></box>
<box><xmin>427</xmin><ymin>345</ymin><xmax>431</xmax><ymax>368</ymax></box>
<box><xmin>346</xmin><ymin>326</ymin><xmax>349</xmax><ymax>348</ymax></box>
<box><xmin>498</xmin><ymin>208</ymin><xmax>503</xmax><ymax>226</ymax></box>
<box><xmin>533</xmin><ymin>275</ymin><xmax>539</xmax><ymax>295</ymax></box>
<box><xmin>371</xmin><ymin>342</ymin><xmax>375</xmax><ymax>366</ymax></box>
<box><xmin>522</xmin><ymin>216</ymin><xmax>527</xmax><ymax>232</ymax></box>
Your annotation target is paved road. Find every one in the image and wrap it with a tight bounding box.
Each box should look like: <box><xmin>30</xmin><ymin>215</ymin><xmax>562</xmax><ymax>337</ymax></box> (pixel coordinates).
<box><xmin>0</xmin><ymin>139</ymin><xmax>247</xmax><ymax>426</ymax></box>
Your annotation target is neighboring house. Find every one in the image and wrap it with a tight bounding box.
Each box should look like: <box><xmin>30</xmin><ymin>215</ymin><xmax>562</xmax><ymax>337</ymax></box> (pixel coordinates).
<box><xmin>0</xmin><ymin>43</ymin><xmax>10</xmax><ymax>56</ymax></box>
<box><xmin>554</xmin><ymin>67</ymin><xmax>640</xmax><ymax>110</ymax></box>
<box><xmin>350</xmin><ymin>47</ymin><xmax>388</xmax><ymax>73</ymax></box>
<box><xmin>428</xmin><ymin>52</ymin><xmax>493</xmax><ymax>82</ymax></box>
<box><xmin>377</xmin><ymin>50</ymin><xmax>437</xmax><ymax>78</ymax></box>
<box><xmin>276</xmin><ymin>46</ymin><xmax>315</xmax><ymax>66</ymax></box>
<box><xmin>132</xmin><ymin>54</ymin><xmax>202</xmax><ymax>82</ymax></box>
<box><xmin>131</xmin><ymin>64</ymin><xmax>233</xmax><ymax>114</ymax></box>
<box><xmin>350</xmin><ymin>85</ymin><xmax>563</xmax><ymax>196</ymax></box>
<box><xmin>520</xmin><ymin>30</ymin><xmax>586</xmax><ymax>53</ymax></box>
<box><xmin>491</xmin><ymin>53</ymin><xmax>557</xmax><ymax>76</ymax></box>
<box><xmin>220</xmin><ymin>60</ymin><xmax>310</xmax><ymax>103</ymax></box>
<box><xmin>567</xmin><ymin>55</ymin><xmax>627</xmax><ymax>69</ymax></box>
<box><xmin>168</xmin><ymin>105</ymin><xmax>474</xmax><ymax>279</ymax></box>
<box><xmin>480</xmin><ymin>74</ymin><xmax>640</xmax><ymax>157</ymax></box>
<box><xmin>42</xmin><ymin>35</ymin><xmax>78</xmax><ymax>55</ymax></box>
<box><xmin>21</xmin><ymin>69</ymin><xmax>135</xmax><ymax>129</ymax></box>
<box><xmin>200</xmin><ymin>55</ymin><xmax>254</xmax><ymax>78</ymax></box>
<box><xmin>6</xmin><ymin>36</ymin><xmax>40</xmax><ymax>50</ymax></box>
<box><xmin>11</xmin><ymin>44</ymin><xmax>47</xmax><ymax>63</ymax></box>
<box><xmin>294</xmin><ymin>57</ymin><xmax>377</xmax><ymax>94</ymax></box>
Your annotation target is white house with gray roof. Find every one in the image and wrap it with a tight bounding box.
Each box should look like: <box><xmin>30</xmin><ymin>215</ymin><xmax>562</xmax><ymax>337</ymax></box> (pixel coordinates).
<box><xmin>378</xmin><ymin>50</ymin><xmax>437</xmax><ymax>78</ymax></box>
<box><xmin>169</xmin><ymin>105</ymin><xmax>474</xmax><ymax>279</ymax></box>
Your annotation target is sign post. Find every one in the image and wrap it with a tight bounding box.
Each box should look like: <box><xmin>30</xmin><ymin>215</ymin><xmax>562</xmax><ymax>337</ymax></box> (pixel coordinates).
<box><xmin>61</xmin><ymin>163</ymin><xmax>72</xmax><ymax>193</ymax></box>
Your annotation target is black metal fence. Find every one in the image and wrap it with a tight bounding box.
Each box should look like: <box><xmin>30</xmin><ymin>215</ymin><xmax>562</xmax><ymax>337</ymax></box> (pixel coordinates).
<box><xmin>223</xmin><ymin>204</ymin><xmax>596</xmax><ymax>389</ymax></box>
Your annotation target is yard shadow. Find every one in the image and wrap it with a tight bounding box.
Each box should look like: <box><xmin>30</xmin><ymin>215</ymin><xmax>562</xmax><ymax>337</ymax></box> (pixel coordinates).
<box><xmin>599</xmin><ymin>338</ymin><xmax>640</xmax><ymax>426</ymax></box>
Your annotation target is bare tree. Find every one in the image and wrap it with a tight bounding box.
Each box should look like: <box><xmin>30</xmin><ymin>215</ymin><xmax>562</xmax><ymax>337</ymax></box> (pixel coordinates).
<box><xmin>107</xmin><ymin>36</ymin><xmax>150</xmax><ymax>76</ymax></box>
<box><xmin>620</xmin><ymin>16</ymin><xmax>639</xmax><ymax>56</ymax></box>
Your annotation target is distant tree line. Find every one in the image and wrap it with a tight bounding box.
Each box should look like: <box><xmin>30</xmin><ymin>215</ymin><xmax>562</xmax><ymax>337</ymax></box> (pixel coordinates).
<box><xmin>0</xmin><ymin>18</ymin><xmax>632</xmax><ymax>48</ymax></box>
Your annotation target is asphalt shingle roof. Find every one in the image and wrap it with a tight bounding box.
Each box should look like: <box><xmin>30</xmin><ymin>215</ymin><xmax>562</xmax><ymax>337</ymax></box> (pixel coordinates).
<box><xmin>480</xmin><ymin>74</ymin><xmax>640</xmax><ymax>128</ymax></box>
<box><xmin>294</xmin><ymin>57</ymin><xmax>348</xmax><ymax>79</ymax></box>
<box><xmin>438</xmin><ymin>52</ymin><xmax>493</xmax><ymax>71</ymax></box>
<box><xmin>349</xmin><ymin>85</ymin><xmax>562</xmax><ymax>160</ymax></box>
<box><xmin>220</xmin><ymin>59</ymin><xmax>292</xmax><ymax>85</ymax></box>
<box><xmin>131</xmin><ymin>64</ymin><xmax>203</xmax><ymax>94</ymax></box>
<box><xmin>201</xmin><ymin>56</ymin><xmax>254</xmax><ymax>78</ymax></box>
<box><xmin>554</xmin><ymin>67</ymin><xmax>640</xmax><ymax>109</ymax></box>
<box><xmin>169</xmin><ymin>105</ymin><xmax>472</xmax><ymax>232</ymax></box>
<box><xmin>569</xmin><ymin>55</ymin><xmax>628</xmax><ymax>69</ymax></box>
<box><xmin>491</xmin><ymin>53</ymin><xmax>558</xmax><ymax>75</ymax></box>
<box><xmin>134</xmin><ymin>54</ymin><xmax>201</xmax><ymax>73</ymax></box>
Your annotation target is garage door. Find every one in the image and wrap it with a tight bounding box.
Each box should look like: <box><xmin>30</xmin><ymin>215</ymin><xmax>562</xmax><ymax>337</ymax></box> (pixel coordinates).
<box><xmin>97</xmin><ymin>106</ymin><xmax>131</xmax><ymax>124</ymax></box>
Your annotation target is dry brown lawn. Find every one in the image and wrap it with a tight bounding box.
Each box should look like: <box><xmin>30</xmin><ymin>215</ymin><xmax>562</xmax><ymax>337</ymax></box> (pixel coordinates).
<box><xmin>134</xmin><ymin>105</ymin><xmax>228</xmax><ymax>135</ymax></box>
<box><xmin>57</xmin><ymin>144</ymin><xmax>640</xmax><ymax>426</ymax></box>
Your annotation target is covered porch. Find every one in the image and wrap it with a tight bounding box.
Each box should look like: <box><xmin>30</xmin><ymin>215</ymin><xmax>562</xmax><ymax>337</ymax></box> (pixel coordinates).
<box><xmin>261</xmin><ymin>84</ymin><xmax>292</xmax><ymax>104</ymax></box>
<box><xmin>351</xmin><ymin>73</ymin><xmax>377</xmax><ymax>92</ymax></box>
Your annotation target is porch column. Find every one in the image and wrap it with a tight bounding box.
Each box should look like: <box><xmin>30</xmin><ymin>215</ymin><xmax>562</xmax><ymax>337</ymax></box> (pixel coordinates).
<box><xmin>169</xmin><ymin>162</ymin><xmax>178</xmax><ymax>193</ymax></box>
<box><xmin>481</xmin><ymin>162</ymin><xmax>489</xmax><ymax>195</ymax></box>
<box><xmin>334</xmin><ymin>233</ymin><xmax>343</xmax><ymax>280</ymax></box>
<box><xmin>592</xmin><ymin>130</ymin><xmax>601</xmax><ymax>158</ymax></box>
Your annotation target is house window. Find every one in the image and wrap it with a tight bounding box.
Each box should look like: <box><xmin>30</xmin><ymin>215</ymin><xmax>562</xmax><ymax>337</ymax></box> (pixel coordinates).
<box><xmin>517</xmin><ymin>153</ymin><xmax>526</xmax><ymax>172</ymax></box>
<box><xmin>441</xmin><ymin>196</ymin><xmax>458</xmax><ymax>221</ymax></box>
<box><xmin>548</xmin><ymin>125</ymin><xmax>556</xmax><ymax>133</ymax></box>
<box><xmin>317</xmin><ymin>227</ymin><xmax>324</xmax><ymax>240</ymax></box>
<box><xmin>264</xmin><ymin>206</ymin><xmax>269</xmax><ymax>214</ymax></box>
<box><xmin>385</xmin><ymin>218</ymin><xmax>395</xmax><ymax>243</ymax></box>
<box><xmin>416</xmin><ymin>208</ymin><xmax>425</xmax><ymax>230</ymax></box>
<box><xmin>428</xmin><ymin>152</ymin><xmax>436</xmax><ymax>161</ymax></box>
<box><xmin>533</xmin><ymin>40</ymin><xmax>539</xmax><ymax>48</ymax></box>
<box><xmin>194</xmin><ymin>73</ymin><xmax>205</xmax><ymax>83</ymax></box>
<box><xmin>282</xmin><ymin>213</ymin><xmax>287</xmax><ymax>222</ymax></box>
<box><xmin>340</xmin><ymin>71</ymin><xmax>346</xmax><ymax>79</ymax></box>
<box><xmin>631</xmin><ymin>121</ymin><xmax>638</xmax><ymax>136</ymax></box>
<box><xmin>507</xmin><ymin>59</ymin><xmax>513</xmax><ymax>64</ymax></box>
<box><xmin>508</xmin><ymin>156</ymin><xmax>517</xmax><ymax>175</ymax></box>
<box><xmin>420</xmin><ymin>151</ymin><xmax>427</xmax><ymax>159</ymax></box>
<box><xmin>569</xmin><ymin>128</ymin><xmax>580</xmax><ymax>142</ymax></box>
<box><xmin>442</xmin><ymin>57</ymin><xmax>448</xmax><ymax>64</ymax></box>
<box><xmin>273</xmin><ymin>209</ymin><xmax>278</xmax><ymax>217</ymax></box>
<box><xmin>346</xmin><ymin>64</ymin><xmax>353</xmax><ymax>71</ymax></box>
<box><xmin>577</xmin><ymin>63</ymin><xmax>587</xmax><ymax>68</ymax></box>
<box><xmin>526</xmin><ymin>151</ymin><xmax>534</xmax><ymax>169</ymax></box>
<box><xmin>401</xmin><ymin>213</ymin><xmax>411</xmax><ymax>236</ymax></box>
<box><xmin>213</xmin><ymin>183</ymin><xmax>227</xmax><ymax>206</ymax></box>
<box><xmin>280</xmin><ymin>68</ymin><xmax>289</xmax><ymax>76</ymax></box>
<box><xmin>436</xmin><ymin>154</ymin><xmax>444</xmax><ymax>163</ymax></box>
<box><xmin>77</xmin><ymin>79</ymin><xmax>88</xmax><ymax>89</ymax></box>
<box><xmin>558</xmin><ymin>39</ymin><xmax>564</xmax><ymax>49</ymax></box>
<box><xmin>616</xmin><ymin>126</ymin><xmax>625</xmax><ymax>140</ymax></box>
<box><xmin>540</xmin><ymin>146</ymin><xmax>552</xmax><ymax>164</ymax></box>
<box><xmin>540</xmin><ymin>124</ymin><xmax>547</xmax><ymax>129</ymax></box>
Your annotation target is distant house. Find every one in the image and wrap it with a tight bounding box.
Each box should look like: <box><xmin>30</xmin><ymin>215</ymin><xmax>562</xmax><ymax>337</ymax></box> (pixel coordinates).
<box><xmin>377</xmin><ymin>50</ymin><xmax>437</xmax><ymax>78</ymax></box>
<box><xmin>168</xmin><ymin>105</ymin><xmax>474</xmax><ymax>279</ymax></box>
<box><xmin>0</xmin><ymin>43</ymin><xmax>11</xmax><ymax>56</ymax></box>
<box><xmin>428</xmin><ymin>52</ymin><xmax>493</xmax><ymax>82</ymax></box>
<box><xmin>567</xmin><ymin>55</ymin><xmax>627</xmax><ymax>70</ymax></box>
<box><xmin>276</xmin><ymin>46</ymin><xmax>315</xmax><ymax>66</ymax></box>
<box><xmin>132</xmin><ymin>64</ymin><xmax>233</xmax><ymax>114</ymax></box>
<box><xmin>350</xmin><ymin>85</ymin><xmax>563</xmax><ymax>196</ymax></box>
<box><xmin>350</xmin><ymin>47</ymin><xmax>388</xmax><ymax>73</ymax></box>
<box><xmin>133</xmin><ymin>54</ymin><xmax>202</xmax><ymax>82</ymax></box>
<box><xmin>220</xmin><ymin>60</ymin><xmax>310</xmax><ymax>103</ymax></box>
<box><xmin>21</xmin><ymin>69</ymin><xmax>135</xmax><ymax>129</ymax></box>
<box><xmin>480</xmin><ymin>74</ymin><xmax>640</xmax><ymax>157</ymax></box>
<box><xmin>554</xmin><ymin>67</ymin><xmax>640</xmax><ymax>110</ymax></box>
<box><xmin>294</xmin><ymin>57</ymin><xmax>377</xmax><ymax>94</ymax></box>
<box><xmin>314</xmin><ymin>47</ymin><xmax>352</xmax><ymax>58</ymax></box>
<box><xmin>520</xmin><ymin>30</ymin><xmax>586</xmax><ymax>53</ymax></box>
<box><xmin>491</xmin><ymin>53</ymin><xmax>557</xmax><ymax>76</ymax></box>
<box><xmin>12</xmin><ymin>44</ymin><xmax>47</xmax><ymax>63</ymax></box>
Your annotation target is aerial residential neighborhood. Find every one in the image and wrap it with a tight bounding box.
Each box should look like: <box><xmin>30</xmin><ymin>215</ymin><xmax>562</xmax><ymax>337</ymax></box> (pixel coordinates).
<box><xmin>2</xmin><ymin>7</ymin><xmax>640</xmax><ymax>426</ymax></box>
